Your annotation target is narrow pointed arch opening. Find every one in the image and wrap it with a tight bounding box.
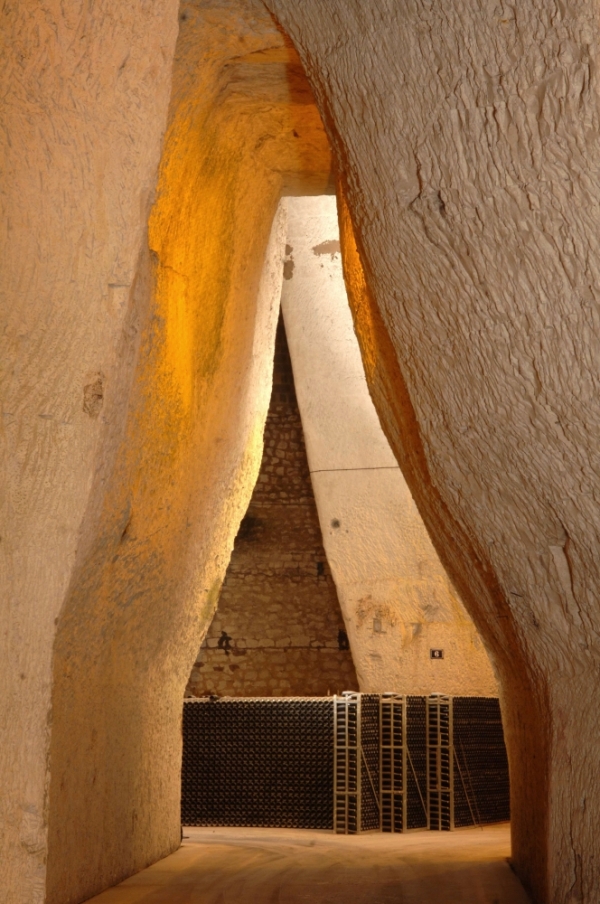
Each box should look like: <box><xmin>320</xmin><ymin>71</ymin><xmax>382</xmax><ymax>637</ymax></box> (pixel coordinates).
<box><xmin>45</xmin><ymin>3</ymin><xmax>518</xmax><ymax>903</ymax></box>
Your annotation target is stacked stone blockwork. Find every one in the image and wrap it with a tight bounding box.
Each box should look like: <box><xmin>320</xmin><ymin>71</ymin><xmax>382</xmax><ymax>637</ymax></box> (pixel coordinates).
<box><xmin>186</xmin><ymin>316</ymin><xmax>358</xmax><ymax>697</ymax></box>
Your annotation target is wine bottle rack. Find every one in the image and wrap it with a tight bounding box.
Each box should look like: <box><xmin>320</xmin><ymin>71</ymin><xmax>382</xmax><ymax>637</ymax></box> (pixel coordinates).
<box><xmin>181</xmin><ymin>693</ymin><xmax>509</xmax><ymax>832</ymax></box>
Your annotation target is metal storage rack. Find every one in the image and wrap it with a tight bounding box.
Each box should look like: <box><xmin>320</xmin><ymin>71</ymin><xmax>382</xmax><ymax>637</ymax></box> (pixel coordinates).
<box><xmin>181</xmin><ymin>693</ymin><xmax>509</xmax><ymax>833</ymax></box>
<box><xmin>426</xmin><ymin>695</ymin><xmax>510</xmax><ymax>830</ymax></box>
<box><xmin>331</xmin><ymin>692</ymin><xmax>428</xmax><ymax>834</ymax></box>
<box><xmin>380</xmin><ymin>693</ymin><xmax>405</xmax><ymax>832</ymax></box>
<box><xmin>333</xmin><ymin>692</ymin><xmax>359</xmax><ymax>833</ymax></box>
<box><xmin>427</xmin><ymin>694</ymin><xmax>454</xmax><ymax>830</ymax></box>
<box><xmin>333</xmin><ymin>692</ymin><xmax>380</xmax><ymax>833</ymax></box>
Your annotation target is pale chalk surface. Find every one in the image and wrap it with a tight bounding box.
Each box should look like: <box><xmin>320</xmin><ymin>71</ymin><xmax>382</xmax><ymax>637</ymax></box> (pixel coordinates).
<box><xmin>282</xmin><ymin>196</ymin><xmax>497</xmax><ymax>696</ymax></box>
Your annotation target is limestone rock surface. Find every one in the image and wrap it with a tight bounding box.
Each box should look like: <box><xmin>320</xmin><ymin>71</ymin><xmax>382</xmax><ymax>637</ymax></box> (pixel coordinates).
<box><xmin>4</xmin><ymin>2</ymin><xmax>600</xmax><ymax>903</ymax></box>
<box><xmin>2</xmin><ymin>1</ymin><xmax>331</xmax><ymax>902</ymax></box>
<box><xmin>282</xmin><ymin>196</ymin><xmax>497</xmax><ymax>696</ymax></box>
<box><xmin>45</xmin><ymin>3</ymin><xmax>331</xmax><ymax>903</ymax></box>
<box><xmin>263</xmin><ymin>3</ymin><xmax>600</xmax><ymax>901</ymax></box>
<box><xmin>0</xmin><ymin>3</ymin><xmax>180</xmax><ymax>902</ymax></box>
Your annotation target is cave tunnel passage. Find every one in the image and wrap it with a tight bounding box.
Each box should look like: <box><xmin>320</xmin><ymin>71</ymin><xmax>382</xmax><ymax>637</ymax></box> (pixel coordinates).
<box><xmin>180</xmin><ymin>196</ymin><xmax>509</xmax><ymax>836</ymax></box>
<box><xmin>9</xmin><ymin>0</ymin><xmax>600</xmax><ymax>902</ymax></box>
<box><xmin>46</xmin><ymin>7</ymin><xmax>528</xmax><ymax>904</ymax></box>
<box><xmin>152</xmin><ymin>197</ymin><xmax>524</xmax><ymax>904</ymax></box>
<box><xmin>80</xmin><ymin>197</ymin><xmax>526</xmax><ymax>904</ymax></box>
<box><xmin>186</xmin><ymin>195</ymin><xmax>499</xmax><ymax>703</ymax></box>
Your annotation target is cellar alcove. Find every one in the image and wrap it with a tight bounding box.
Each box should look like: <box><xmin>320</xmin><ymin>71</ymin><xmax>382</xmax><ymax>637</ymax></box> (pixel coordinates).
<box><xmin>181</xmin><ymin>194</ymin><xmax>509</xmax><ymax>847</ymax></box>
<box><xmin>5</xmin><ymin>1</ymin><xmax>599</xmax><ymax>904</ymax></box>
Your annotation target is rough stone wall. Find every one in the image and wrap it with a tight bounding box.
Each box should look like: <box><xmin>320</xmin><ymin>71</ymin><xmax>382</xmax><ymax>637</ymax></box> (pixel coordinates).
<box><xmin>281</xmin><ymin>196</ymin><xmax>498</xmax><ymax>697</ymax></box>
<box><xmin>187</xmin><ymin>316</ymin><xmax>358</xmax><ymax>697</ymax></box>
<box><xmin>262</xmin><ymin>3</ymin><xmax>600</xmax><ymax>902</ymax></box>
<box><xmin>0</xmin><ymin>4</ymin><xmax>180</xmax><ymax>903</ymax></box>
<box><xmin>0</xmin><ymin>2</ymin><xmax>334</xmax><ymax>903</ymax></box>
<box><xmin>4</xmin><ymin>2</ymin><xmax>600</xmax><ymax>904</ymax></box>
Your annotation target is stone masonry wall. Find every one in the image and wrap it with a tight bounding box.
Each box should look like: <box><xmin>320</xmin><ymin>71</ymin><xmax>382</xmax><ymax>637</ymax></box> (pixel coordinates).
<box><xmin>186</xmin><ymin>315</ymin><xmax>358</xmax><ymax>697</ymax></box>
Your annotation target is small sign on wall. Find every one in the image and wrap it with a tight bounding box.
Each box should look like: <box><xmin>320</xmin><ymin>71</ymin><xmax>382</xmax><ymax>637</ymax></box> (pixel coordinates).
<box><xmin>430</xmin><ymin>649</ymin><xmax>444</xmax><ymax>660</ymax></box>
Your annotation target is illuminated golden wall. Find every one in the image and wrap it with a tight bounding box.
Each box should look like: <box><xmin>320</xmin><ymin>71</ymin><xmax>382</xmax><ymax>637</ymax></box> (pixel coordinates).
<box><xmin>46</xmin><ymin>5</ymin><xmax>332</xmax><ymax>903</ymax></box>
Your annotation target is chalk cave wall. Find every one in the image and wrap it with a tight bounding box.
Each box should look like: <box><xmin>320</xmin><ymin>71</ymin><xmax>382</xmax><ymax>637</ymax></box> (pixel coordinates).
<box><xmin>281</xmin><ymin>196</ymin><xmax>498</xmax><ymax>697</ymax></box>
<box><xmin>42</xmin><ymin>4</ymin><xmax>333</xmax><ymax>904</ymax></box>
<box><xmin>1</xmin><ymin>3</ymin><xmax>181</xmax><ymax>903</ymax></box>
<box><xmin>191</xmin><ymin>195</ymin><xmax>497</xmax><ymax>701</ymax></box>
<box><xmin>3</xmin><ymin>1</ymin><xmax>600</xmax><ymax>904</ymax></box>
<box><xmin>186</xmin><ymin>316</ymin><xmax>358</xmax><ymax>697</ymax></box>
<box><xmin>3</xmin><ymin>1</ymin><xmax>337</xmax><ymax>900</ymax></box>
<box><xmin>263</xmin><ymin>3</ymin><xmax>600</xmax><ymax>903</ymax></box>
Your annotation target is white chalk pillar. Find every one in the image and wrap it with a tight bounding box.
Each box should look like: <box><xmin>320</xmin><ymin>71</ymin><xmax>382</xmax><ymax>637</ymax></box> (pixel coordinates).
<box><xmin>281</xmin><ymin>196</ymin><xmax>497</xmax><ymax>695</ymax></box>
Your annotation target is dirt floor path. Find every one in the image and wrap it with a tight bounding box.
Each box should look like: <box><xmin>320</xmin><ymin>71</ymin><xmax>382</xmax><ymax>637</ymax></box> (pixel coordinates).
<box><xmin>86</xmin><ymin>823</ymin><xmax>531</xmax><ymax>904</ymax></box>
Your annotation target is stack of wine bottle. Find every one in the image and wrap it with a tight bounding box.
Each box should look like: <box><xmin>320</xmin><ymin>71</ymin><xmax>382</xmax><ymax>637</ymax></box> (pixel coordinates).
<box><xmin>182</xmin><ymin>697</ymin><xmax>333</xmax><ymax>829</ymax></box>
<box><xmin>181</xmin><ymin>693</ymin><xmax>509</xmax><ymax>832</ymax></box>
<box><xmin>452</xmin><ymin>696</ymin><xmax>510</xmax><ymax>827</ymax></box>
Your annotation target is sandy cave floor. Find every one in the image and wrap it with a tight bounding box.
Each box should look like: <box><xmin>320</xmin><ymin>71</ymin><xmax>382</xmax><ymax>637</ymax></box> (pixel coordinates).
<box><xmin>85</xmin><ymin>823</ymin><xmax>531</xmax><ymax>904</ymax></box>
